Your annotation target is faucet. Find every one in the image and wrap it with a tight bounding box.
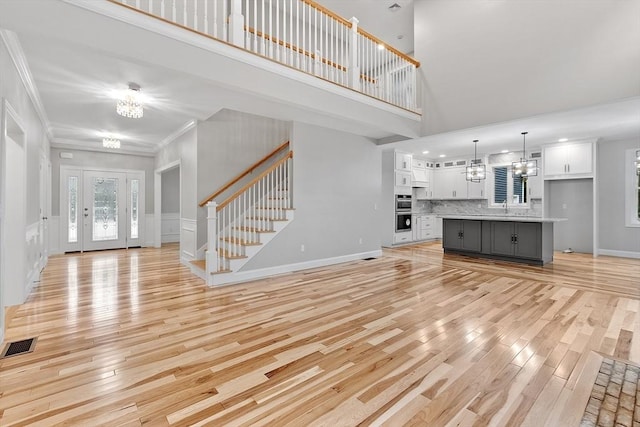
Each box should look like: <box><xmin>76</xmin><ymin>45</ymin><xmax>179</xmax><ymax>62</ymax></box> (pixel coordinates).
<box><xmin>502</xmin><ymin>200</ymin><xmax>508</xmax><ymax>215</ymax></box>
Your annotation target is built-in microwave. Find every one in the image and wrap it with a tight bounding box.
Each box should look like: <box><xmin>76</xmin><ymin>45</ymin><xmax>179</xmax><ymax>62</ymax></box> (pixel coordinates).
<box><xmin>395</xmin><ymin>194</ymin><xmax>412</xmax><ymax>212</ymax></box>
<box><xmin>396</xmin><ymin>213</ymin><xmax>412</xmax><ymax>233</ymax></box>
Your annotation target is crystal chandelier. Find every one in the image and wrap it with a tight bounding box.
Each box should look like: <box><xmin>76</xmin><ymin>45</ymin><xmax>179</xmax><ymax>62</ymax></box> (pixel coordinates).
<box><xmin>466</xmin><ymin>139</ymin><xmax>486</xmax><ymax>182</ymax></box>
<box><xmin>636</xmin><ymin>149</ymin><xmax>640</xmax><ymax>176</ymax></box>
<box><xmin>512</xmin><ymin>131</ymin><xmax>537</xmax><ymax>180</ymax></box>
<box><xmin>102</xmin><ymin>137</ymin><xmax>121</xmax><ymax>149</ymax></box>
<box><xmin>116</xmin><ymin>83</ymin><xmax>143</xmax><ymax>119</ymax></box>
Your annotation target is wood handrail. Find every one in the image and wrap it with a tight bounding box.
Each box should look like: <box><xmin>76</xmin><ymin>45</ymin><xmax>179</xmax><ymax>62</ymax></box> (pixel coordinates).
<box><xmin>357</xmin><ymin>27</ymin><xmax>421</xmax><ymax>68</ymax></box>
<box><xmin>217</xmin><ymin>151</ymin><xmax>293</xmax><ymax>211</ymax></box>
<box><xmin>199</xmin><ymin>140</ymin><xmax>290</xmax><ymax>207</ymax></box>
<box><xmin>300</xmin><ymin>0</ymin><xmax>354</xmax><ymax>28</ymax></box>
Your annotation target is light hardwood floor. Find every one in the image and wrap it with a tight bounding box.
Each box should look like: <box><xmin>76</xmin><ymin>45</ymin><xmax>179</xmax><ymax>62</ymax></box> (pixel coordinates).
<box><xmin>1</xmin><ymin>242</ymin><xmax>639</xmax><ymax>426</ymax></box>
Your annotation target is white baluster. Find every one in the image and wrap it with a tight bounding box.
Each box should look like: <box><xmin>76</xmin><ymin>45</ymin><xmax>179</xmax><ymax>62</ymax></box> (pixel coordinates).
<box><xmin>295</xmin><ymin>0</ymin><xmax>299</xmax><ymax>68</ymax></box>
<box><xmin>172</xmin><ymin>0</ymin><xmax>176</xmax><ymax>22</ymax></box>
<box><xmin>348</xmin><ymin>17</ymin><xmax>359</xmax><ymax>89</ymax></box>
<box><xmin>183</xmin><ymin>0</ymin><xmax>187</xmax><ymax>25</ymax></box>
<box><xmin>268</xmin><ymin>0</ymin><xmax>273</xmax><ymax>58</ymax></box>
<box><xmin>207</xmin><ymin>201</ymin><xmax>218</xmax><ymax>274</ymax></box>
<box><xmin>275</xmin><ymin>0</ymin><xmax>280</xmax><ymax>62</ymax></box>
<box><xmin>160</xmin><ymin>0</ymin><xmax>165</xmax><ymax>18</ymax></box>
<box><xmin>194</xmin><ymin>0</ymin><xmax>198</xmax><ymax>31</ymax></box>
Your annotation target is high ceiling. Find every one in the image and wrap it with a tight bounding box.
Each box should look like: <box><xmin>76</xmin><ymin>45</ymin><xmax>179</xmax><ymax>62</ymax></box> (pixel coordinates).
<box><xmin>1</xmin><ymin>0</ymin><xmax>638</xmax><ymax>160</ymax></box>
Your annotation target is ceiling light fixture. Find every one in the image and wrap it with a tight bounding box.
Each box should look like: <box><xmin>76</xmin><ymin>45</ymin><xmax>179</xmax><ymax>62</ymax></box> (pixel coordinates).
<box><xmin>422</xmin><ymin>150</ymin><xmax>429</xmax><ymax>154</ymax></box>
<box><xmin>439</xmin><ymin>154</ymin><xmax>446</xmax><ymax>158</ymax></box>
<box><xmin>512</xmin><ymin>131</ymin><xmax>538</xmax><ymax>180</ymax></box>
<box><xmin>466</xmin><ymin>140</ymin><xmax>486</xmax><ymax>182</ymax></box>
<box><xmin>116</xmin><ymin>82</ymin><xmax>143</xmax><ymax>119</ymax></box>
<box><xmin>558</xmin><ymin>138</ymin><xmax>568</xmax><ymax>142</ymax></box>
<box><xmin>102</xmin><ymin>137</ymin><xmax>121</xmax><ymax>149</ymax></box>
<box><xmin>501</xmin><ymin>149</ymin><xmax>509</xmax><ymax>153</ymax></box>
<box><xmin>377</xmin><ymin>43</ymin><xmax>385</xmax><ymax>51</ymax></box>
<box><xmin>388</xmin><ymin>3</ymin><xmax>401</xmax><ymax>12</ymax></box>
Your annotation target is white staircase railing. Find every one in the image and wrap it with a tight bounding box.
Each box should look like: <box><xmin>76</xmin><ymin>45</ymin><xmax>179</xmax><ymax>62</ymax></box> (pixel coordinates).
<box><xmin>206</xmin><ymin>151</ymin><xmax>293</xmax><ymax>275</ymax></box>
<box><xmin>111</xmin><ymin>0</ymin><xmax>421</xmax><ymax>112</ymax></box>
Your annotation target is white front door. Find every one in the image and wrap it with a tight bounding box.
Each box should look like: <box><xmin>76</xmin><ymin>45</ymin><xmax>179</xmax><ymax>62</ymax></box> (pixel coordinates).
<box><xmin>82</xmin><ymin>170</ymin><xmax>127</xmax><ymax>251</ymax></box>
<box><xmin>61</xmin><ymin>167</ymin><xmax>145</xmax><ymax>252</ymax></box>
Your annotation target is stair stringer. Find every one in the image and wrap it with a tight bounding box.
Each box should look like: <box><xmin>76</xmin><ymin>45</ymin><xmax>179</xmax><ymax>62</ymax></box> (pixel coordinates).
<box><xmin>207</xmin><ymin>209</ymin><xmax>294</xmax><ymax>286</ymax></box>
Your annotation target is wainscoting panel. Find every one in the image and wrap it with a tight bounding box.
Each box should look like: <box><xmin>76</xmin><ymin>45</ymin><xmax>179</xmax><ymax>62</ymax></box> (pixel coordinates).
<box><xmin>48</xmin><ymin>216</ymin><xmax>61</xmax><ymax>255</ymax></box>
<box><xmin>181</xmin><ymin>218</ymin><xmax>197</xmax><ymax>263</ymax></box>
<box><xmin>25</xmin><ymin>221</ymin><xmax>41</xmax><ymax>296</ymax></box>
<box><xmin>162</xmin><ymin>213</ymin><xmax>180</xmax><ymax>243</ymax></box>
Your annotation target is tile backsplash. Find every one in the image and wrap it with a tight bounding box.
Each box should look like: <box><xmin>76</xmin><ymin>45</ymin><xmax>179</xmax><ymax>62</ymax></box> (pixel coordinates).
<box><xmin>414</xmin><ymin>199</ymin><xmax>542</xmax><ymax>217</ymax></box>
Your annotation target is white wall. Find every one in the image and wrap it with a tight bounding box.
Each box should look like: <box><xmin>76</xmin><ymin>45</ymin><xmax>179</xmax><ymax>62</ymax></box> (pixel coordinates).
<box><xmin>0</xmin><ymin>31</ymin><xmax>51</xmax><ymax>338</ymax></box>
<box><xmin>242</xmin><ymin>121</ymin><xmax>381</xmax><ymax>270</ymax></box>
<box><xmin>195</xmin><ymin>109</ymin><xmax>290</xmax><ymax>248</ymax></box>
<box><xmin>598</xmin><ymin>139</ymin><xmax>640</xmax><ymax>256</ymax></box>
<box><xmin>414</xmin><ymin>0</ymin><xmax>640</xmax><ymax>136</ymax></box>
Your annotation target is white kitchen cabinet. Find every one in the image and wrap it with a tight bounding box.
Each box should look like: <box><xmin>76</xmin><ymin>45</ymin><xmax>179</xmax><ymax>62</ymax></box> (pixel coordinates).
<box><xmin>412</xmin><ymin>159</ymin><xmax>426</xmax><ymax>169</ymax></box>
<box><xmin>413</xmin><ymin>187</ymin><xmax>433</xmax><ymax>200</ymax></box>
<box><xmin>395</xmin><ymin>152</ymin><xmax>412</xmax><ymax>172</ymax></box>
<box><xmin>527</xmin><ymin>173</ymin><xmax>542</xmax><ymax>199</ymax></box>
<box><xmin>393</xmin><ymin>232</ymin><xmax>412</xmax><ymax>244</ymax></box>
<box><xmin>395</xmin><ymin>171</ymin><xmax>411</xmax><ymax>188</ymax></box>
<box><xmin>467</xmin><ymin>181</ymin><xmax>486</xmax><ymax>199</ymax></box>
<box><xmin>433</xmin><ymin>167</ymin><xmax>467</xmax><ymax>199</ymax></box>
<box><xmin>543</xmin><ymin>141</ymin><xmax>593</xmax><ymax>178</ymax></box>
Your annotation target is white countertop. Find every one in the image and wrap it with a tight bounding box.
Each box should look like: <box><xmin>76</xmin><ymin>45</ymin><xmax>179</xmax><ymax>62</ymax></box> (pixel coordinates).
<box><xmin>439</xmin><ymin>215</ymin><xmax>567</xmax><ymax>223</ymax></box>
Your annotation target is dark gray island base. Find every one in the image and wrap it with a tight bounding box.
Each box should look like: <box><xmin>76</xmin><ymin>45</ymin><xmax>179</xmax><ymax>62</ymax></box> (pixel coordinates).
<box><xmin>441</xmin><ymin>216</ymin><xmax>565</xmax><ymax>265</ymax></box>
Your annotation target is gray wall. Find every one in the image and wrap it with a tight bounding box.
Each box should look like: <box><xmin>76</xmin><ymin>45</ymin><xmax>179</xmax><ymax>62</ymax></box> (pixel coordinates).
<box><xmin>50</xmin><ymin>148</ymin><xmax>155</xmax><ymax>215</ymax></box>
<box><xmin>598</xmin><ymin>139</ymin><xmax>640</xmax><ymax>254</ymax></box>
<box><xmin>155</xmin><ymin>127</ymin><xmax>197</xmax><ymax>220</ymax></box>
<box><xmin>161</xmin><ymin>166</ymin><xmax>180</xmax><ymax>214</ymax></box>
<box><xmin>195</xmin><ymin>109</ymin><xmax>290</xmax><ymax>248</ymax></box>
<box><xmin>414</xmin><ymin>0</ymin><xmax>640</xmax><ymax>136</ymax></box>
<box><xmin>546</xmin><ymin>179</ymin><xmax>593</xmax><ymax>253</ymax></box>
<box><xmin>243</xmin><ymin>121</ymin><xmax>381</xmax><ymax>270</ymax></box>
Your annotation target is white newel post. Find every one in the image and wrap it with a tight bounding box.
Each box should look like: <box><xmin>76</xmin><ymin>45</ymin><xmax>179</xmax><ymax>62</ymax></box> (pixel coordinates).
<box><xmin>228</xmin><ymin>0</ymin><xmax>245</xmax><ymax>48</ymax></box>
<box><xmin>206</xmin><ymin>201</ymin><xmax>218</xmax><ymax>281</ymax></box>
<box><xmin>348</xmin><ymin>17</ymin><xmax>360</xmax><ymax>90</ymax></box>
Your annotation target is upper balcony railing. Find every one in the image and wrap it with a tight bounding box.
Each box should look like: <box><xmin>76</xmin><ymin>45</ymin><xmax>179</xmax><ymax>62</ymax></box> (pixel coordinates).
<box><xmin>110</xmin><ymin>0</ymin><xmax>421</xmax><ymax>113</ymax></box>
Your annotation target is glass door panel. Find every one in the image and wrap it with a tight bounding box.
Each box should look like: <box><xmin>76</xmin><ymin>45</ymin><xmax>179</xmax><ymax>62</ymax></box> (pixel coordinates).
<box><xmin>83</xmin><ymin>171</ymin><xmax>126</xmax><ymax>251</ymax></box>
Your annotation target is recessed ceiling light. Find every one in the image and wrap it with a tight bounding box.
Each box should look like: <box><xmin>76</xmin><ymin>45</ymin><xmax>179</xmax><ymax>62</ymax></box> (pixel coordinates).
<box><xmin>388</xmin><ymin>3</ymin><xmax>401</xmax><ymax>12</ymax></box>
<box><xmin>377</xmin><ymin>43</ymin><xmax>385</xmax><ymax>51</ymax></box>
<box><xmin>422</xmin><ymin>150</ymin><xmax>429</xmax><ymax>154</ymax></box>
<box><xmin>501</xmin><ymin>149</ymin><xmax>509</xmax><ymax>153</ymax></box>
<box><xmin>558</xmin><ymin>138</ymin><xmax>568</xmax><ymax>142</ymax></box>
<box><xmin>439</xmin><ymin>154</ymin><xmax>446</xmax><ymax>158</ymax></box>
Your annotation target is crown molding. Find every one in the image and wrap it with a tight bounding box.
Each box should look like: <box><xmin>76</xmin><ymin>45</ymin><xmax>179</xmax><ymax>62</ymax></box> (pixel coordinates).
<box><xmin>51</xmin><ymin>140</ymin><xmax>155</xmax><ymax>158</ymax></box>
<box><xmin>0</xmin><ymin>30</ymin><xmax>54</xmax><ymax>142</ymax></box>
<box><xmin>156</xmin><ymin>119</ymin><xmax>197</xmax><ymax>152</ymax></box>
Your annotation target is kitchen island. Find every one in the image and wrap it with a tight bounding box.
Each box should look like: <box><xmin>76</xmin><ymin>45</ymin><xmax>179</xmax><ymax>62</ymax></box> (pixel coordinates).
<box><xmin>441</xmin><ymin>215</ymin><xmax>567</xmax><ymax>265</ymax></box>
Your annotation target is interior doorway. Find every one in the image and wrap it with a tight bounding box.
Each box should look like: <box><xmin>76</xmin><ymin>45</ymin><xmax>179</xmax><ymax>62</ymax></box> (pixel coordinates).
<box><xmin>1</xmin><ymin>101</ymin><xmax>27</xmax><ymax>316</ymax></box>
<box><xmin>60</xmin><ymin>167</ymin><xmax>145</xmax><ymax>252</ymax></box>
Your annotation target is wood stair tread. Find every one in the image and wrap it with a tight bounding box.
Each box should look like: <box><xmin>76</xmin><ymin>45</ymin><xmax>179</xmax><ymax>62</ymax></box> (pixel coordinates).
<box><xmin>190</xmin><ymin>260</ymin><xmax>206</xmax><ymax>270</ymax></box>
<box><xmin>220</xmin><ymin>237</ymin><xmax>262</xmax><ymax>246</ymax></box>
<box><xmin>211</xmin><ymin>269</ymin><xmax>232</xmax><ymax>275</ymax></box>
<box><xmin>254</xmin><ymin>207</ymin><xmax>295</xmax><ymax>210</ymax></box>
<box><xmin>233</xmin><ymin>226</ymin><xmax>276</xmax><ymax>233</ymax></box>
<box><xmin>246</xmin><ymin>216</ymin><xmax>288</xmax><ymax>221</ymax></box>
<box><xmin>218</xmin><ymin>250</ymin><xmax>248</xmax><ymax>260</ymax></box>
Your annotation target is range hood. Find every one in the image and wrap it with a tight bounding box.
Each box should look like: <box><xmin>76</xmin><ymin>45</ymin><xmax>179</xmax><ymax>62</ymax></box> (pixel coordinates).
<box><xmin>412</xmin><ymin>169</ymin><xmax>429</xmax><ymax>188</ymax></box>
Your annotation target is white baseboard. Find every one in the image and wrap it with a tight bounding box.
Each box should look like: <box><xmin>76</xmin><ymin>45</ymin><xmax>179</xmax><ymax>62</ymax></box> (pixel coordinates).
<box><xmin>598</xmin><ymin>249</ymin><xmax>640</xmax><ymax>259</ymax></box>
<box><xmin>211</xmin><ymin>250</ymin><xmax>383</xmax><ymax>286</ymax></box>
<box><xmin>162</xmin><ymin>234</ymin><xmax>180</xmax><ymax>243</ymax></box>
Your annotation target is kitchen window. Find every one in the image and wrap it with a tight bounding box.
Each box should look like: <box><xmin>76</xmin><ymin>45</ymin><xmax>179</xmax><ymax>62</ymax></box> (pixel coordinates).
<box><xmin>491</xmin><ymin>165</ymin><xmax>529</xmax><ymax>207</ymax></box>
<box><xmin>626</xmin><ymin>149</ymin><xmax>640</xmax><ymax>227</ymax></box>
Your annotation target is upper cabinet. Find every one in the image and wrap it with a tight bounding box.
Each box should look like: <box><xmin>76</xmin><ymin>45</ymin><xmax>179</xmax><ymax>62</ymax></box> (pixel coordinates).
<box><xmin>395</xmin><ymin>152</ymin><xmax>412</xmax><ymax>172</ymax></box>
<box><xmin>543</xmin><ymin>141</ymin><xmax>593</xmax><ymax>179</ymax></box>
<box><xmin>433</xmin><ymin>167</ymin><xmax>468</xmax><ymax>199</ymax></box>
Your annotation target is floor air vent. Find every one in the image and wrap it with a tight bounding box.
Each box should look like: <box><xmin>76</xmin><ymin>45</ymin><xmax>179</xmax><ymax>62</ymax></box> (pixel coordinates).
<box><xmin>1</xmin><ymin>337</ymin><xmax>37</xmax><ymax>358</ymax></box>
<box><xmin>362</xmin><ymin>257</ymin><xmax>377</xmax><ymax>261</ymax></box>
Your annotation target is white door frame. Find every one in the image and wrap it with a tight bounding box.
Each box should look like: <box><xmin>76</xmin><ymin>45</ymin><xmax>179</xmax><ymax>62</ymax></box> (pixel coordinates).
<box><xmin>1</xmin><ymin>99</ymin><xmax>28</xmax><ymax>321</ymax></box>
<box><xmin>60</xmin><ymin>165</ymin><xmax>146</xmax><ymax>252</ymax></box>
<box><xmin>154</xmin><ymin>159</ymin><xmax>181</xmax><ymax>249</ymax></box>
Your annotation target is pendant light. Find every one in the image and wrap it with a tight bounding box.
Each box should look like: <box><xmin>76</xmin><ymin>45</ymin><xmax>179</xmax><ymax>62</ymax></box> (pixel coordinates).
<box><xmin>466</xmin><ymin>139</ymin><xmax>486</xmax><ymax>182</ymax></box>
<box><xmin>512</xmin><ymin>131</ymin><xmax>537</xmax><ymax>180</ymax></box>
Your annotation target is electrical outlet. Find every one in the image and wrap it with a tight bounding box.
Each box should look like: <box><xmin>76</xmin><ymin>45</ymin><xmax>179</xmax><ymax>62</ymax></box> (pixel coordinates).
<box><xmin>300</xmin><ymin>244</ymin><xmax>305</xmax><ymax>252</ymax></box>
